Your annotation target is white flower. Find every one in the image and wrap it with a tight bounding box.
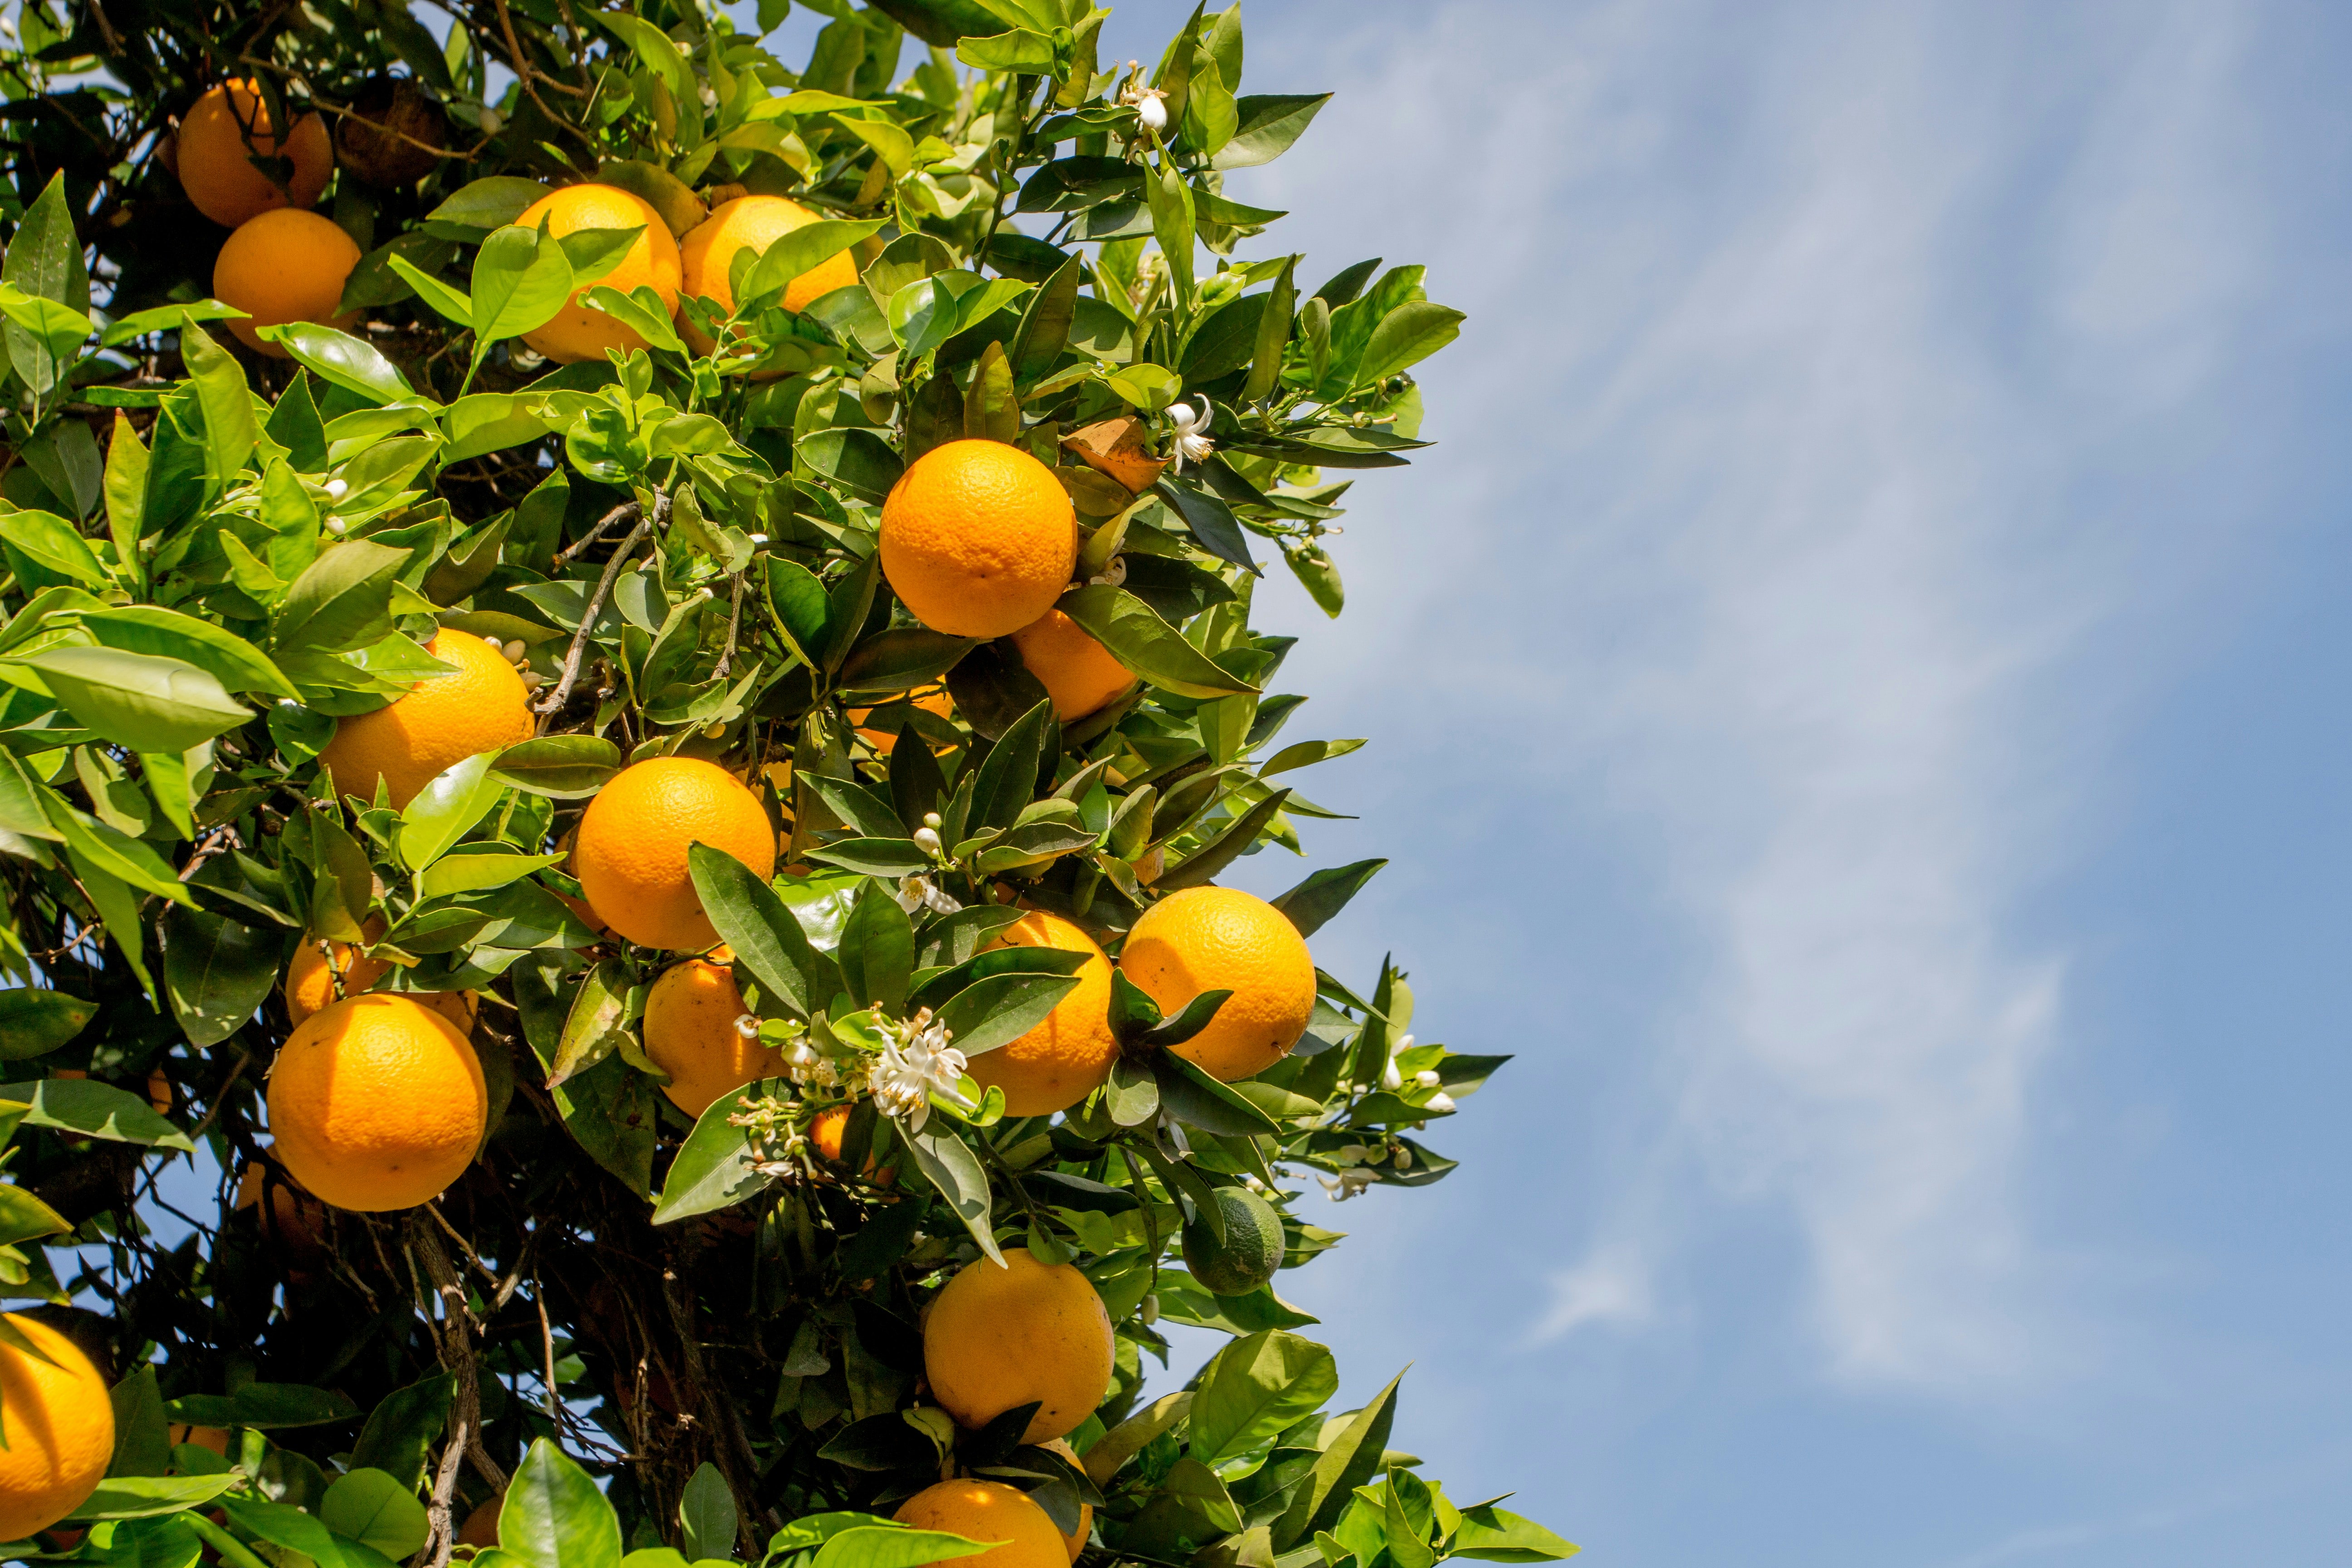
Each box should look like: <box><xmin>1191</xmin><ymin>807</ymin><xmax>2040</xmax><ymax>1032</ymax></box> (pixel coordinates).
<box><xmin>1168</xmin><ymin>398</ymin><xmax>1215</xmax><ymax>470</ymax></box>
<box><xmin>873</xmin><ymin>1009</ymin><xmax>970</xmax><ymax>1133</ymax></box>
<box><xmin>733</xmin><ymin>1013</ymin><xmax>760</xmax><ymax>1040</ymax></box>
<box><xmin>325</xmin><ymin>516</ymin><xmax>346</xmax><ymax>534</ymax></box>
<box><xmin>895</xmin><ymin>873</ymin><xmax>961</xmax><ymax>915</ymax></box>
<box><xmin>323</xmin><ymin>478</ymin><xmax>348</xmax><ymax>500</ymax></box>
<box><xmin>1380</xmin><ymin>1058</ymin><xmax>1403</xmax><ymax>1092</ymax></box>
<box><xmin>782</xmin><ymin>1035</ymin><xmax>837</xmax><ymax>1089</ymax></box>
<box><xmin>1333</xmin><ymin>1143</ymin><xmax>1368</xmax><ymax>1167</ymax></box>
<box><xmin>1426</xmin><ymin>1091</ymin><xmax>1457</xmax><ymax>1114</ymax></box>
<box><xmin>1121</xmin><ymin>80</ymin><xmax>1170</xmax><ymax>133</ymax></box>
<box><xmin>1318</xmin><ymin>1169</ymin><xmax>1374</xmax><ymax>1202</ymax></box>
<box><xmin>1413</xmin><ymin>1069</ymin><xmax>1441</xmax><ymax>1089</ymax></box>
<box><xmin>912</xmin><ymin>825</ymin><xmax>942</xmax><ymax>856</ymax></box>
<box><xmin>1087</xmin><ymin>556</ymin><xmax>1128</xmax><ymax>588</ymax></box>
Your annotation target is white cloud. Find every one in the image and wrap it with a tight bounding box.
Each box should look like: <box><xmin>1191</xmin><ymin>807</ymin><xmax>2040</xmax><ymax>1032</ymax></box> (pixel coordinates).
<box><xmin>1236</xmin><ymin>0</ymin><xmax>2262</xmax><ymax>1389</ymax></box>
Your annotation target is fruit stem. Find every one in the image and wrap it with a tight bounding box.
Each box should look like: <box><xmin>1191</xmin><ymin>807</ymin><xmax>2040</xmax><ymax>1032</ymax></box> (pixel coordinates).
<box><xmin>535</xmin><ymin>495</ymin><xmax>662</xmax><ymax>730</ymax></box>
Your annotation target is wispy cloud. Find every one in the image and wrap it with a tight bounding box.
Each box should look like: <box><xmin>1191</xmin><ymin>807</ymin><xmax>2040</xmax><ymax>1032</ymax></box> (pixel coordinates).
<box><xmin>1236</xmin><ymin>0</ymin><xmax>2263</xmax><ymax>1391</ymax></box>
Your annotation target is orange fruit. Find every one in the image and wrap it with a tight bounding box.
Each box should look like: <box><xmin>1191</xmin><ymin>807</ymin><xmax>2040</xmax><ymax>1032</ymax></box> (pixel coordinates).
<box><xmin>266</xmin><ymin>993</ymin><xmax>487</xmax><ymax>1212</ymax></box>
<box><xmin>1009</xmin><ymin>610</ymin><xmax>1135</xmax><ymax>722</ymax></box>
<box><xmin>167</xmin><ymin>1424</ymin><xmax>233</xmax><ymax>1456</ymax></box>
<box><xmin>880</xmin><ymin>440</ymin><xmax>1077</xmax><ymax>639</ymax></box>
<box><xmin>212</xmin><ymin>209</ymin><xmax>361</xmax><ymax>356</ymax></box>
<box><xmin>318</xmin><ymin>630</ymin><xmax>536</xmax><ymax>811</ymax></box>
<box><xmin>894</xmin><ymin>1480</ymin><xmax>1067</xmax><ymax>1568</ymax></box>
<box><xmin>573</xmin><ymin>757</ymin><xmax>776</xmax><ymax>951</ymax></box>
<box><xmin>1040</xmin><ymin>1438</ymin><xmax>1091</xmax><ymax>1560</ymax></box>
<box><xmin>456</xmin><ymin>1495</ymin><xmax>502</xmax><ymax>1549</ymax></box>
<box><xmin>922</xmin><ymin>1248</ymin><xmax>1112</xmax><ymax>1443</ymax></box>
<box><xmin>847</xmin><ymin>687</ymin><xmax>954</xmax><ymax>755</ymax></box>
<box><xmin>513</xmin><ymin>184</ymin><xmax>682</xmax><ymax>363</ymax></box>
<box><xmin>177</xmin><ymin>79</ymin><xmax>332</xmax><ymax>228</ymax></box>
<box><xmin>0</xmin><ymin>1313</ymin><xmax>113</xmax><ymax>1539</ymax></box>
<box><xmin>641</xmin><ymin>954</ymin><xmax>785</xmax><ymax>1117</ymax></box>
<box><xmin>808</xmin><ymin>1102</ymin><xmax>897</xmax><ymax>1184</ymax></box>
<box><xmin>285</xmin><ymin>917</ymin><xmax>477</xmax><ymax>1032</ymax></box>
<box><xmin>967</xmin><ymin>911</ymin><xmax>1117</xmax><ymax>1117</ymax></box>
<box><xmin>678</xmin><ymin>195</ymin><xmax>861</xmax><ymax>355</ymax></box>
<box><xmin>1116</xmin><ymin>887</ymin><xmax>1314</xmax><ymax>1082</ymax></box>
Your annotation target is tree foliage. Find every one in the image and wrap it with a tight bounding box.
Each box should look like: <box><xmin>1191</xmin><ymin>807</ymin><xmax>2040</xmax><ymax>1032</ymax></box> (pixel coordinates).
<box><xmin>0</xmin><ymin>3</ymin><xmax>1564</xmax><ymax>1568</ymax></box>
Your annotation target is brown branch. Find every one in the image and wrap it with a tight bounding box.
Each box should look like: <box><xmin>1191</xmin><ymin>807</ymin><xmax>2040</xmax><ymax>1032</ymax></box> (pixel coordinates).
<box><xmin>177</xmin><ymin>822</ymin><xmax>241</xmax><ymax>881</ymax></box>
<box><xmin>534</xmin><ymin>495</ymin><xmax>662</xmax><ymax>731</ymax></box>
<box><xmin>710</xmin><ymin>569</ymin><xmax>747</xmax><ymax>681</ymax></box>
<box><xmin>550</xmin><ymin>500</ymin><xmax>639</xmax><ymax>568</ymax></box>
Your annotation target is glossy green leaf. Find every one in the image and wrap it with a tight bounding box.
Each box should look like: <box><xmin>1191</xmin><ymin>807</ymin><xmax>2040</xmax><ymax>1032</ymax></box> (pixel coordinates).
<box><xmin>398</xmin><ymin>752</ymin><xmax>507</xmax><ymax>870</ymax></box>
<box><xmin>161</xmin><ymin>904</ymin><xmax>279</xmax><ymax>1047</ymax></box>
<box><xmin>1056</xmin><ymin>584</ymin><xmax>1255</xmax><ymax>699</ymax></box>
<box><xmin>652</xmin><ymin>1086</ymin><xmax>772</xmax><ymax>1224</ymax></box>
<box><xmin>259</xmin><ymin>323</ymin><xmax>422</xmax><ymax>405</ymax></box>
<box><xmin>905</xmin><ymin>1127</ymin><xmax>1001</xmax><ymax>1264</ymax></box>
<box><xmin>0</xmin><ymin>987</ymin><xmax>95</xmax><ymax>1059</ymax></box>
<box><xmin>321</xmin><ymin>1469</ymin><xmax>430</xmax><ymax>1562</ymax></box>
<box><xmin>17</xmin><ymin>647</ymin><xmax>252</xmax><ymax>753</ymax></box>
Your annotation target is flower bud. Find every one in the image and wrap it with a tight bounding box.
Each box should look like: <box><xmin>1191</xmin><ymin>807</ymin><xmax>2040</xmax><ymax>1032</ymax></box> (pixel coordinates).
<box><xmin>503</xmin><ymin>640</ymin><xmax>528</xmax><ymax>662</ymax></box>
<box><xmin>1414</xmin><ymin>1069</ymin><xmax>1441</xmax><ymax>1089</ymax></box>
<box><xmin>1137</xmin><ymin>93</ymin><xmax>1168</xmax><ymax>132</ymax></box>
<box><xmin>324</xmin><ymin>478</ymin><xmax>348</xmax><ymax>500</ymax></box>
<box><xmin>1427</xmin><ymin>1092</ymin><xmax>1457</xmax><ymax>1113</ymax></box>
<box><xmin>476</xmin><ymin>105</ymin><xmax>503</xmax><ymax>136</ymax></box>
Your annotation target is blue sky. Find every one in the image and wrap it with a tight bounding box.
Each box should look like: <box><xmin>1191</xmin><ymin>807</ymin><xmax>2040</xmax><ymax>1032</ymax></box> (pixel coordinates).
<box><xmin>1081</xmin><ymin>0</ymin><xmax>2352</xmax><ymax>1563</ymax></box>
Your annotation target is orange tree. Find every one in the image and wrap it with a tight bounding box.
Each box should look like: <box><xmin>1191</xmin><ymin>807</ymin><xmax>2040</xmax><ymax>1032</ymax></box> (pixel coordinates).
<box><xmin>0</xmin><ymin>5</ymin><xmax>1577</xmax><ymax>1568</ymax></box>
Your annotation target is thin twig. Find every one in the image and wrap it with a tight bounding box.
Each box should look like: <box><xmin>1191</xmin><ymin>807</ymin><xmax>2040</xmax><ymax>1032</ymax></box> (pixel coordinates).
<box><xmin>710</xmin><ymin>569</ymin><xmax>747</xmax><ymax>680</ymax></box>
<box><xmin>535</xmin><ymin>1278</ymin><xmax>560</xmax><ymax>1417</ymax></box>
<box><xmin>178</xmin><ymin>821</ymin><xmax>241</xmax><ymax>881</ymax></box>
<box><xmin>535</xmin><ymin>496</ymin><xmax>662</xmax><ymax>730</ymax></box>
<box><xmin>551</xmin><ymin>500</ymin><xmax>639</xmax><ymax>568</ymax></box>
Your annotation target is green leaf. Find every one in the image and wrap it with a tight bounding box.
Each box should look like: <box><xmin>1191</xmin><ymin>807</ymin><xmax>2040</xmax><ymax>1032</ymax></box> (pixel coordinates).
<box><xmin>82</xmin><ymin>606</ymin><xmax>301</xmax><ymax>698</ymax></box>
<box><xmin>348</xmin><ymin>1372</ymin><xmax>456</xmax><ymax>1492</ymax></box>
<box><xmin>0</xmin><ymin>1182</ymin><xmax>70</xmax><ymax>1249</ymax></box>
<box><xmin>107</xmin><ymin>1364</ymin><xmax>171</xmax><ymax>1479</ymax></box>
<box><xmin>956</xmin><ymin>27</ymin><xmax>1054</xmax><ymax>70</ymax></box>
<box><xmin>274</xmin><ymin>541</ymin><xmax>413</xmax><ymax>653</ymax></box>
<box><xmin>1214</xmin><ymin>94</ymin><xmax>1332</xmax><ymax>170</ymax></box>
<box><xmin>1188</xmin><ymin>1331</ymin><xmax>1340</xmax><ymax>1465</ymax></box>
<box><xmin>652</xmin><ymin>1086</ymin><xmax>774</xmax><ymax>1224</ymax></box>
<box><xmin>810</xmin><ymin>1527</ymin><xmax>995</xmax><ymax>1568</ymax></box>
<box><xmin>888</xmin><ymin>276</ymin><xmax>966</xmax><ymax>360</ymax></box>
<box><xmin>546</xmin><ymin>958</ymin><xmax>630</xmax><ymax>1088</ymax></box>
<box><xmin>838</xmin><ymin>879</ymin><xmax>915</xmax><ymax>1014</ymax></box>
<box><xmin>15</xmin><ymin>647</ymin><xmax>252</xmax><ymax>753</ymax></box>
<box><xmin>678</xmin><ymin>1464</ymin><xmax>736</xmax><ymax>1562</ymax></box>
<box><xmin>420</xmin><ymin>850</ymin><xmax>562</xmax><ymax>898</ymax></box>
<box><xmin>0</xmin><ymin>506</ymin><xmax>106</xmax><ymax>585</ymax></box>
<box><xmin>1243</xmin><ymin>258</ymin><xmax>1298</xmax><ymax>405</ymax></box>
<box><xmin>427</xmin><ymin>177</ymin><xmax>552</xmax><ymax>233</ymax></box>
<box><xmin>1274</xmin><ymin>1370</ymin><xmax>1401</xmax><ymax>1548</ymax></box>
<box><xmin>905</xmin><ymin>1128</ymin><xmax>1000</xmax><ymax>1264</ymax></box>
<box><xmin>490</xmin><ymin>735</ymin><xmax>623</xmax><ymax>799</ymax></box>
<box><xmin>1449</xmin><ymin>1508</ymin><xmax>1580</xmax><ymax>1563</ymax></box>
<box><xmin>443</xmin><ymin>392</ymin><xmax>554</xmax><ymax>461</ymax></box>
<box><xmin>687</xmin><ymin>843</ymin><xmax>839</xmax><ymax>1021</ymax></box>
<box><xmin>1156</xmin><ymin>478</ymin><xmax>1259</xmax><ymax>573</ymax></box>
<box><xmin>503</xmin><ymin>1438</ymin><xmax>623</xmax><ymax>1568</ymax></box>
<box><xmin>740</xmin><ymin>218</ymin><xmax>887</xmax><ymax>307</ymax></box>
<box><xmin>1146</xmin><ymin>160</ymin><xmax>1196</xmax><ymax>304</ymax></box>
<box><xmin>598</xmin><ymin>11</ymin><xmax>695</xmax><ymax>106</ymax></box>
<box><xmin>161</xmin><ymin>905</ymin><xmax>279</xmax><ymax>1048</ymax></box>
<box><xmin>398</xmin><ymin>752</ymin><xmax>507</xmax><ymax>870</ymax></box>
<box><xmin>934</xmin><ymin>971</ymin><xmax>1081</xmax><ymax>1056</ymax></box>
<box><xmin>0</xmin><ymin>987</ymin><xmax>95</xmax><ymax>1059</ymax></box>
<box><xmin>165</xmin><ymin>1382</ymin><xmax>360</xmax><ymax>1428</ymax></box>
<box><xmin>1055</xmin><ymin>585</ymin><xmax>1254</xmax><ymax>699</ymax></box>
<box><xmin>1354</xmin><ymin>302</ymin><xmax>1465</xmax><ymax>388</ymax></box>
<box><xmin>474</xmin><ymin>224</ymin><xmax>578</xmax><ymax>345</ymax></box>
<box><xmin>583</xmin><ymin>285</ymin><xmax>686</xmax><ymax>354</ymax></box>
<box><xmin>2</xmin><ymin>173</ymin><xmax>89</xmax><ymax>395</ymax></box>
<box><xmin>836</xmin><ymin>628</ymin><xmax>976</xmax><ymax>696</ymax></box>
<box><xmin>385</xmin><ymin>252</ymin><xmax>476</xmax><ymax>326</ymax></box>
<box><xmin>260</xmin><ymin>323</ymin><xmax>421</xmax><ymax>405</ymax></box>
<box><xmin>1155</xmin><ymin>787</ymin><xmax>1291</xmax><ymax>890</ymax></box>
<box><xmin>1009</xmin><ymin>254</ymin><xmax>1081</xmax><ymax>383</ymax></box>
<box><xmin>103</xmin><ymin>412</ymin><xmax>148</xmax><ymax>589</ymax></box>
<box><xmin>178</xmin><ymin>322</ymin><xmax>257</xmax><ymax>488</ymax></box>
<box><xmin>1268</xmin><ymin>859</ymin><xmax>1385</xmax><ymax>938</ymax></box>
<box><xmin>220</xmin><ymin>1496</ymin><xmax>348</xmax><ymax>1568</ymax></box>
<box><xmin>65</xmin><ymin>1474</ymin><xmax>243</xmax><ymax>1522</ymax></box>
<box><xmin>321</xmin><ymin>1469</ymin><xmax>431</xmax><ymax>1563</ymax></box>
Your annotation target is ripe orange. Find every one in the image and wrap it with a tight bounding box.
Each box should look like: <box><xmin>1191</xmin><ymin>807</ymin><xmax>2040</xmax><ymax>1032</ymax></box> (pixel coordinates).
<box><xmin>1009</xmin><ymin>610</ymin><xmax>1135</xmax><ymax>722</ymax></box>
<box><xmin>0</xmin><ymin>1314</ymin><xmax>113</xmax><ymax>1540</ymax></box>
<box><xmin>678</xmin><ymin>195</ymin><xmax>861</xmax><ymax>354</ymax></box>
<box><xmin>266</xmin><ymin>993</ymin><xmax>487</xmax><ymax>1212</ymax></box>
<box><xmin>922</xmin><ymin>1248</ymin><xmax>1112</xmax><ymax>1443</ymax></box>
<box><xmin>513</xmin><ymin>184</ymin><xmax>682</xmax><ymax>363</ymax></box>
<box><xmin>573</xmin><ymin>757</ymin><xmax>776</xmax><ymax>951</ymax></box>
<box><xmin>456</xmin><ymin>1495</ymin><xmax>503</xmax><ymax>1549</ymax></box>
<box><xmin>968</xmin><ymin>911</ymin><xmax>1117</xmax><ymax>1117</ymax></box>
<box><xmin>808</xmin><ymin>1103</ymin><xmax>897</xmax><ymax>1184</ymax></box>
<box><xmin>284</xmin><ymin>917</ymin><xmax>476</xmax><ymax>1032</ymax></box>
<box><xmin>847</xmin><ymin>687</ymin><xmax>954</xmax><ymax>755</ymax></box>
<box><xmin>177</xmin><ymin>79</ymin><xmax>333</xmax><ymax>228</ymax></box>
<box><xmin>213</xmin><ymin>209</ymin><xmax>361</xmax><ymax>356</ymax></box>
<box><xmin>642</xmin><ymin>953</ymin><xmax>784</xmax><ymax>1117</ymax></box>
<box><xmin>1117</xmin><ymin>887</ymin><xmax>1315</xmax><ymax>1082</ymax></box>
<box><xmin>1040</xmin><ymin>1437</ymin><xmax>1092</xmax><ymax>1560</ymax></box>
<box><xmin>318</xmin><ymin>630</ymin><xmax>535</xmax><ymax>811</ymax></box>
<box><xmin>880</xmin><ymin>441</ymin><xmax>1077</xmax><ymax>639</ymax></box>
<box><xmin>894</xmin><ymin>1480</ymin><xmax>1067</xmax><ymax>1568</ymax></box>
